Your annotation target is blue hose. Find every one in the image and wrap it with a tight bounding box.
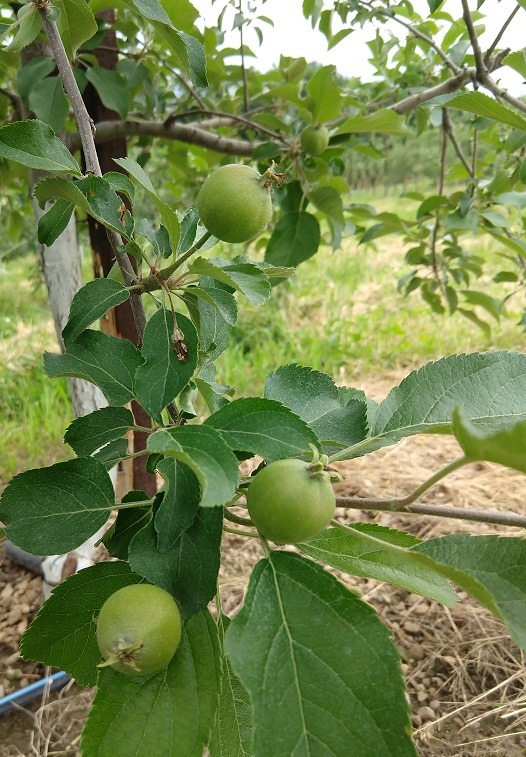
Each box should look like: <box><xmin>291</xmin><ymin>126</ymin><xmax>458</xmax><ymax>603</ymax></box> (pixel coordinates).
<box><xmin>0</xmin><ymin>671</ymin><xmax>71</xmax><ymax>716</ymax></box>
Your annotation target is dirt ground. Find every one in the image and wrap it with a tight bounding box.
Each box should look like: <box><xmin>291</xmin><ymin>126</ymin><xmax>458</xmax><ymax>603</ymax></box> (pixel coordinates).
<box><xmin>1</xmin><ymin>371</ymin><xmax>525</xmax><ymax>756</ymax></box>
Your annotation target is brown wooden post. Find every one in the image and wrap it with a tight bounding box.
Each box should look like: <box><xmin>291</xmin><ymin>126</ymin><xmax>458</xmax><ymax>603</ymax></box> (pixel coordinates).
<box><xmin>83</xmin><ymin>11</ymin><xmax>156</xmax><ymax>497</ymax></box>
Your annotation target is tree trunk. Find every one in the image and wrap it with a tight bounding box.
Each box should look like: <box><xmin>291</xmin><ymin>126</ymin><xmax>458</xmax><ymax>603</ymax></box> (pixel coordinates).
<box><xmin>31</xmin><ymin>198</ymin><xmax>105</xmax><ymax>417</ymax></box>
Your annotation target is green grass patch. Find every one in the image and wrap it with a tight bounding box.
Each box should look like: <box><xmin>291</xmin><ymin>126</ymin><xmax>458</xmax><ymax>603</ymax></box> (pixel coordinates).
<box><xmin>216</xmin><ymin>232</ymin><xmax>526</xmax><ymax>397</ymax></box>
<box><xmin>0</xmin><ymin>360</ymin><xmax>72</xmax><ymax>484</ymax></box>
<box><xmin>0</xmin><ymin>258</ymin><xmax>73</xmax><ymax>481</ymax></box>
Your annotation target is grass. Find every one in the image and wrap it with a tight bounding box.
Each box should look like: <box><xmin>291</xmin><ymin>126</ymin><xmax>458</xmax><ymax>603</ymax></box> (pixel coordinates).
<box><xmin>0</xmin><ymin>258</ymin><xmax>73</xmax><ymax>484</ymax></box>
<box><xmin>1</xmin><ymin>189</ymin><xmax>525</xmax><ymax>480</ymax></box>
<box><xmin>216</xmin><ymin>228</ymin><xmax>526</xmax><ymax>397</ymax></box>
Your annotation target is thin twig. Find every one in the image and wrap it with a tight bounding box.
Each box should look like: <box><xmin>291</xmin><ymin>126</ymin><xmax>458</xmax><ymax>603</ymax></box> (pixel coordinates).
<box><xmin>92</xmin><ymin>45</ymin><xmax>144</xmax><ymax>59</ymax></box>
<box><xmin>461</xmin><ymin>0</ymin><xmax>487</xmax><ymax>78</ymax></box>
<box><xmin>224</xmin><ymin>525</ymin><xmax>259</xmax><ymax>538</ymax></box>
<box><xmin>484</xmin><ymin>5</ymin><xmax>520</xmax><ymax>62</ymax></box>
<box><xmin>0</xmin><ymin>87</ymin><xmax>23</xmax><ymax>120</ymax></box>
<box><xmin>166</xmin><ymin>108</ymin><xmax>287</xmax><ymax>144</ymax></box>
<box><xmin>139</xmin><ymin>231</ymin><xmax>212</xmax><ymax>293</ymax></box>
<box><xmin>479</xmin><ymin>73</ymin><xmax>526</xmax><ymax>115</ymax></box>
<box><xmin>403</xmin><ymin>456</ymin><xmax>468</xmax><ymax>506</ymax></box>
<box><xmin>238</xmin><ymin>0</ymin><xmax>249</xmax><ymax>112</ymax></box>
<box><xmin>35</xmin><ymin>0</ymin><xmax>148</xmax><ymax>341</ymax></box>
<box><xmin>359</xmin><ymin>0</ymin><xmax>462</xmax><ymax>75</ymax></box>
<box><xmin>335</xmin><ymin>497</ymin><xmax>526</xmax><ymax>529</ymax></box>
<box><xmin>37</xmin><ymin>5</ymin><xmax>98</xmax><ymax>174</ymax></box>
<box><xmin>389</xmin><ymin>11</ymin><xmax>462</xmax><ymax>74</ymax></box>
<box><xmin>224</xmin><ymin>509</ymin><xmax>254</xmax><ymax>527</ymax></box>
<box><xmin>442</xmin><ymin>109</ymin><xmax>474</xmax><ymax>177</ymax></box>
<box><xmin>392</xmin><ymin>71</ymin><xmax>471</xmax><ymax>115</ymax></box>
<box><xmin>166</xmin><ymin>65</ymin><xmax>207</xmax><ymax>109</ymax></box>
<box><xmin>471</xmin><ymin>124</ymin><xmax>478</xmax><ymax>192</ymax></box>
<box><xmin>391</xmin><ymin>49</ymin><xmax>510</xmax><ymax>115</ymax></box>
<box><xmin>429</xmin><ymin>108</ymin><xmax>448</xmax><ymax>290</ymax></box>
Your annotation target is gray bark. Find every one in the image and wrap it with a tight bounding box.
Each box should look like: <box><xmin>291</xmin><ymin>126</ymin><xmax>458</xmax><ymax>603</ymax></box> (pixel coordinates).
<box><xmin>31</xmin><ymin>195</ymin><xmax>105</xmax><ymax>417</ymax></box>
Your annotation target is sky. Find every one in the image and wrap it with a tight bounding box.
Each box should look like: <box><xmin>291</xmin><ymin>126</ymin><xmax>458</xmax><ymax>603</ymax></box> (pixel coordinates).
<box><xmin>192</xmin><ymin>0</ymin><xmax>526</xmax><ymax>92</ymax></box>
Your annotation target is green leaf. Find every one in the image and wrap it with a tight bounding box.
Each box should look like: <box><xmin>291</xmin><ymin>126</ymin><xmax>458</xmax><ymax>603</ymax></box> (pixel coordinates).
<box><xmin>264</xmin><ymin>364</ymin><xmax>369</xmax><ymax>455</ymax></box>
<box><xmin>118</xmin><ymin>0</ymin><xmax>207</xmax><ymax>85</ymax></box>
<box><xmin>134</xmin><ymin>309</ymin><xmax>198</xmax><ymax>423</ymax></box>
<box><xmin>417</xmin><ymin>195</ymin><xmax>449</xmax><ymax>218</ymax></box>
<box><xmin>370</xmin><ymin>351</ymin><xmax>526</xmax><ymax>444</ymax></box>
<box><xmin>160</xmin><ymin>28</ymin><xmax>208</xmax><ymax>88</ymax></box>
<box><xmin>104</xmin><ymin>171</ymin><xmax>136</xmax><ymax>204</ymax></box>
<box><xmin>148</xmin><ymin>426</ymin><xmax>239</xmax><ymax>508</ymax></box>
<box><xmin>155</xmin><ymin>459</ymin><xmax>200</xmax><ymax>551</ymax></box>
<box><xmin>37</xmin><ymin>200</ymin><xmax>75</xmax><ymax>246</ymax></box>
<box><xmin>0</xmin><ymin>120</ymin><xmax>81</xmax><ymax>174</ymax></box>
<box><xmin>81</xmin><ymin>610</ymin><xmax>221</xmax><ymax>755</ymax></box>
<box><xmin>44</xmin><ymin>329</ymin><xmax>142</xmax><ymax>406</ymax></box>
<box><xmin>264</xmin><ymin>363</ymin><xmax>344</xmax><ymax>421</ymax></box>
<box><xmin>64</xmin><ymin>406</ymin><xmax>134</xmax><ymax>457</ymax></box>
<box><xmin>76</xmin><ymin>175</ymin><xmax>134</xmax><ymax>239</ymax></box>
<box><xmin>225</xmin><ymin>552</ymin><xmax>416</xmax><ymax>756</ymax></box>
<box><xmin>114</xmin><ymin>157</ymin><xmax>180</xmax><ymax>252</ymax></box>
<box><xmin>413</xmin><ymin>535</ymin><xmax>526</xmax><ymax>650</ymax></box>
<box><xmin>159</xmin><ymin>0</ymin><xmax>199</xmax><ymax>31</ymax></box>
<box><xmin>63</xmin><ymin>279</ymin><xmax>130</xmax><ymax>343</ymax></box>
<box><xmin>265</xmin><ymin>211</ymin><xmax>320</xmax><ymax>267</ymax></box>
<box><xmin>181</xmin><ymin>276</ymin><xmax>237</xmax><ymax>324</ymax></box>
<box><xmin>20</xmin><ymin>562</ymin><xmax>143</xmax><ymax>686</ymax></box>
<box><xmin>103</xmin><ymin>491</ymin><xmax>152</xmax><ymax>559</ymax></box>
<box><xmin>308</xmin><ymin>186</ymin><xmax>344</xmax><ymax>224</ymax></box>
<box><xmin>327</xmin><ymin>27</ymin><xmax>353</xmax><ymax>50</ymax></box>
<box><xmin>93</xmin><ymin>438</ymin><xmax>129</xmax><ymax>469</ymax></box>
<box><xmin>360</xmin><ymin>221</ymin><xmax>400</xmax><ymax>244</ymax></box>
<box><xmin>0</xmin><ymin>458</ymin><xmax>114</xmax><ymax>554</ymax></box>
<box><xmin>129</xmin><ymin>505</ymin><xmax>223</xmax><ymax>618</ymax></box>
<box><xmin>306</xmin><ymin>65</ymin><xmax>343</xmax><ymax>122</ymax></box>
<box><xmin>481</xmin><ymin>210</ymin><xmax>509</xmax><ymax>228</ymax></box>
<box><xmin>121</xmin><ymin>0</ymin><xmax>173</xmax><ymax>25</ymax></box>
<box><xmin>447</xmin><ymin>92</ymin><xmax>526</xmax><ymax>132</ymax></box>
<box><xmin>28</xmin><ymin>76</ymin><xmax>69</xmax><ymax>132</ymax></box>
<box><xmin>34</xmin><ymin>176</ymin><xmax>92</xmax><ymax>213</ymax></box>
<box><xmin>209</xmin><ymin>615</ymin><xmax>253</xmax><ymax>757</ymax></box>
<box><xmin>183</xmin><ymin>283</ymin><xmax>238</xmax><ymax>365</ymax></box>
<box><xmin>16</xmin><ymin>57</ymin><xmax>56</xmax><ymax>103</ymax></box>
<box><xmin>205</xmin><ymin>397</ymin><xmax>320</xmax><ymax>461</ymax></box>
<box><xmin>188</xmin><ymin>257</ymin><xmax>270</xmax><ymax>306</ymax></box>
<box><xmin>35</xmin><ymin>175</ymin><xmax>134</xmax><ymax>238</ymax></box>
<box><xmin>177</xmin><ymin>208</ymin><xmax>199</xmax><ymax>253</ymax></box>
<box><xmin>428</xmin><ymin>0</ymin><xmax>445</xmax><ymax>12</ymax></box>
<box><xmin>462</xmin><ymin>290</ymin><xmax>501</xmax><ymax>321</ymax></box>
<box><xmin>300</xmin><ymin>524</ymin><xmax>458</xmax><ymax>605</ymax></box>
<box><xmin>255</xmin><ymin>260</ymin><xmax>295</xmax><ymax>280</ymax></box>
<box><xmin>452</xmin><ymin>406</ymin><xmax>526</xmax><ymax>473</ymax></box>
<box><xmin>493</xmin><ymin>271</ymin><xmax>519</xmax><ymax>283</ymax></box>
<box><xmin>85</xmin><ymin>67</ymin><xmax>131</xmax><ymax>119</ymax></box>
<box><xmin>195</xmin><ymin>366</ymin><xmax>232</xmax><ymax>414</ymax></box>
<box><xmin>494</xmin><ymin>191</ymin><xmax>526</xmax><ymax>209</ymax></box>
<box><xmin>8</xmin><ymin>5</ymin><xmax>41</xmax><ymax>52</ymax></box>
<box><xmin>457</xmin><ymin>308</ymin><xmax>491</xmax><ymax>338</ymax></box>
<box><xmin>56</xmin><ymin>0</ymin><xmax>98</xmax><ymax>59</ymax></box>
<box><xmin>504</xmin><ymin>51</ymin><xmax>526</xmax><ymax>80</ymax></box>
<box><xmin>335</xmin><ymin>109</ymin><xmax>406</xmax><ymax>135</ymax></box>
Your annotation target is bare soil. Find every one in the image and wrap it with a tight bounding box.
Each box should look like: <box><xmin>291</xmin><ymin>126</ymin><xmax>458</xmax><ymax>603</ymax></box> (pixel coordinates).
<box><xmin>1</xmin><ymin>370</ymin><xmax>525</xmax><ymax>755</ymax></box>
